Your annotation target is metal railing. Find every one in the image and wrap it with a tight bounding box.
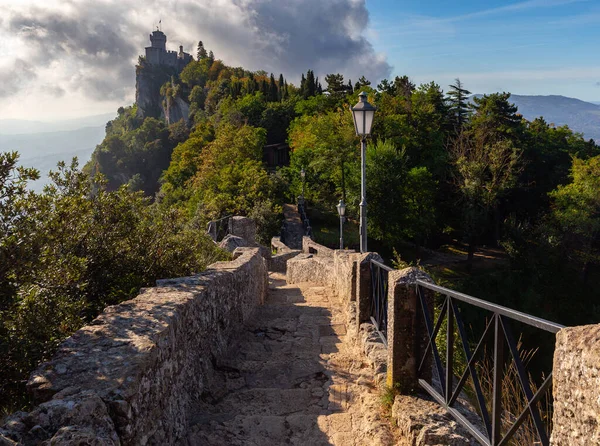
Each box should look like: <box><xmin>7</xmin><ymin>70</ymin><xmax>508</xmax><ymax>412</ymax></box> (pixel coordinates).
<box><xmin>415</xmin><ymin>280</ymin><xmax>564</xmax><ymax>446</ymax></box>
<box><xmin>370</xmin><ymin>260</ymin><xmax>392</xmax><ymax>346</ymax></box>
<box><xmin>297</xmin><ymin>199</ymin><xmax>312</xmax><ymax>237</ymax></box>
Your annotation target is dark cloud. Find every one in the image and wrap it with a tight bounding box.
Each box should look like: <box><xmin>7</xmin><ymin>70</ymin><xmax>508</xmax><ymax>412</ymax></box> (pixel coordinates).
<box><xmin>177</xmin><ymin>0</ymin><xmax>391</xmax><ymax>84</ymax></box>
<box><xmin>0</xmin><ymin>59</ymin><xmax>36</xmax><ymax>98</ymax></box>
<box><xmin>3</xmin><ymin>0</ymin><xmax>391</xmax><ymax>102</ymax></box>
<box><xmin>8</xmin><ymin>3</ymin><xmax>140</xmax><ymax>100</ymax></box>
<box><xmin>595</xmin><ymin>81</ymin><xmax>600</xmax><ymax>87</ymax></box>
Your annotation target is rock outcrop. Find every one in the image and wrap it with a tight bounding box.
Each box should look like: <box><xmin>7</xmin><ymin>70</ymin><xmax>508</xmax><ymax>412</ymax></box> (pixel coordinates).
<box><xmin>551</xmin><ymin>323</ymin><xmax>600</xmax><ymax>445</ymax></box>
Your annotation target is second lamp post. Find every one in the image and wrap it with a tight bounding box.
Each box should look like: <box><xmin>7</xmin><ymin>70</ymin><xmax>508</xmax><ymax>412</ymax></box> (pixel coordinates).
<box><xmin>350</xmin><ymin>92</ymin><xmax>376</xmax><ymax>253</ymax></box>
<box><xmin>336</xmin><ymin>199</ymin><xmax>346</xmax><ymax>250</ymax></box>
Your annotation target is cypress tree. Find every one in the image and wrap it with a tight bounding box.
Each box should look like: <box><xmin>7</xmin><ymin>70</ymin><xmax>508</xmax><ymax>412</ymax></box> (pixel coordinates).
<box><xmin>316</xmin><ymin>77</ymin><xmax>323</xmax><ymax>94</ymax></box>
<box><xmin>269</xmin><ymin>73</ymin><xmax>278</xmax><ymax>102</ymax></box>
<box><xmin>278</xmin><ymin>74</ymin><xmax>285</xmax><ymax>101</ymax></box>
<box><xmin>306</xmin><ymin>70</ymin><xmax>316</xmax><ymax>97</ymax></box>
<box><xmin>282</xmin><ymin>80</ymin><xmax>289</xmax><ymax>100</ymax></box>
<box><xmin>300</xmin><ymin>73</ymin><xmax>307</xmax><ymax>99</ymax></box>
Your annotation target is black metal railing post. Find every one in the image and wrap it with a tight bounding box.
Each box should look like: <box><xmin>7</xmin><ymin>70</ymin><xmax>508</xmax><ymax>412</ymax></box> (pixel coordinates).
<box><xmin>446</xmin><ymin>298</ymin><xmax>454</xmax><ymax>404</ymax></box>
<box><xmin>492</xmin><ymin>314</ymin><xmax>504</xmax><ymax>445</ymax></box>
<box><xmin>369</xmin><ymin>259</ymin><xmax>392</xmax><ymax>345</ymax></box>
<box><xmin>413</xmin><ymin>279</ymin><xmax>564</xmax><ymax>446</ymax></box>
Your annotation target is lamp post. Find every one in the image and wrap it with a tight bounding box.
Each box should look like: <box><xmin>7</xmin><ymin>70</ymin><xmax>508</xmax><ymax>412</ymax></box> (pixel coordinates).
<box><xmin>350</xmin><ymin>92</ymin><xmax>376</xmax><ymax>253</ymax></box>
<box><xmin>300</xmin><ymin>167</ymin><xmax>306</xmax><ymax>201</ymax></box>
<box><xmin>336</xmin><ymin>199</ymin><xmax>346</xmax><ymax>250</ymax></box>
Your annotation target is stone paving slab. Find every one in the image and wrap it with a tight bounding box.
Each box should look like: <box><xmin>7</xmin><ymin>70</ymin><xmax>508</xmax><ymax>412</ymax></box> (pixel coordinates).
<box><xmin>185</xmin><ymin>272</ymin><xmax>394</xmax><ymax>445</ymax></box>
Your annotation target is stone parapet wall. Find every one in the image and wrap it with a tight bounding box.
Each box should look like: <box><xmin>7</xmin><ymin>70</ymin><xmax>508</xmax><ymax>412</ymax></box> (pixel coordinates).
<box><xmin>287</xmin><ymin>253</ymin><xmax>335</xmax><ymax>285</ymax></box>
<box><xmin>302</xmin><ymin>236</ymin><xmax>334</xmax><ymax>256</ymax></box>
<box><xmin>551</xmin><ymin>323</ymin><xmax>600</xmax><ymax>445</ymax></box>
<box><xmin>271</xmin><ymin>236</ymin><xmax>292</xmax><ymax>254</ymax></box>
<box><xmin>1</xmin><ymin>248</ymin><xmax>268</xmax><ymax>445</ymax></box>
<box><xmin>269</xmin><ymin>236</ymin><xmax>301</xmax><ymax>273</ymax></box>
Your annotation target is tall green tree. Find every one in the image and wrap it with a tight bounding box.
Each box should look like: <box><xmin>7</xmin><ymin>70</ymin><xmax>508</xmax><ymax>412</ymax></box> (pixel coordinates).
<box><xmin>288</xmin><ymin>110</ymin><xmax>357</xmax><ymax>203</ymax></box>
<box><xmin>196</xmin><ymin>41</ymin><xmax>208</xmax><ymax>60</ymax></box>
<box><xmin>548</xmin><ymin>155</ymin><xmax>600</xmax><ymax>283</ymax></box>
<box><xmin>278</xmin><ymin>73</ymin><xmax>285</xmax><ymax>101</ymax></box>
<box><xmin>450</xmin><ymin>131</ymin><xmax>523</xmax><ymax>267</ymax></box>
<box><xmin>447</xmin><ymin>78</ymin><xmax>471</xmax><ymax>131</ymax></box>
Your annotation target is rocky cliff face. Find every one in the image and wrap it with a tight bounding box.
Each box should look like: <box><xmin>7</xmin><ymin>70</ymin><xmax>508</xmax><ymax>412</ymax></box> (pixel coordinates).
<box><xmin>162</xmin><ymin>95</ymin><xmax>189</xmax><ymax>125</ymax></box>
<box><xmin>135</xmin><ymin>62</ymin><xmax>180</xmax><ymax>120</ymax></box>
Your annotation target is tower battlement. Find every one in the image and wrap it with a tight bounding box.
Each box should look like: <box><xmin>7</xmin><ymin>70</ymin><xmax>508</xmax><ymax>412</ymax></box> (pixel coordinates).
<box><xmin>144</xmin><ymin>29</ymin><xmax>192</xmax><ymax>71</ymax></box>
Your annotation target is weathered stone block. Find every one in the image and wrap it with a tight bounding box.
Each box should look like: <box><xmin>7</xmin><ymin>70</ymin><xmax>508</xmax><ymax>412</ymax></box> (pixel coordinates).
<box><xmin>392</xmin><ymin>395</ymin><xmax>476</xmax><ymax>445</ymax></box>
<box><xmin>551</xmin><ymin>323</ymin><xmax>600</xmax><ymax>445</ymax></box>
<box><xmin>386</xmin><ymin>267</ymin><xmax>434</xmax><ymax>393</ymax></box>
<box><xmin>302</xmin><ymin>236</ymin><xmax>334</xmax><ymax>256</ymax></box>
<box><xmin>228</xmin><ymin>216</ymin><xmax>257</xmax><ymax>244</ymax></box>
<box><xmin>286</xmin><ymin>254</ymin><xmax>335</xmax><ymax>286</ymax></box>
<box><xmin>219</xmin><ymin>234</ymin><xmax>249</xmax><ymax>252</ymax></box>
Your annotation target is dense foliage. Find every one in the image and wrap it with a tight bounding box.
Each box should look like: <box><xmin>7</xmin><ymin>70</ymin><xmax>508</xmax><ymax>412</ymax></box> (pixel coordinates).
<box><xmin>0</xmin><ymin>153</ymin><xmax>227</xmax><ymax>412</ymax></box>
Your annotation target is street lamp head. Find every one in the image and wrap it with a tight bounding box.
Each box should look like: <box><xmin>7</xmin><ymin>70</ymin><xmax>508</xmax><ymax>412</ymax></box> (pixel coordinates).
<box><xmin>336</xmin><ymin>199</ymin><xmax>346</xmax><ymax>217</ymax></box>
<box><xmin>350</xmin><ymin>91</ymin><xmax>376</xmax><ymax>137</ymax></box>
<box><xmin>300</xmin><ymin>167</ymin><xmax>306</xmax><ymax>179</ymax></box>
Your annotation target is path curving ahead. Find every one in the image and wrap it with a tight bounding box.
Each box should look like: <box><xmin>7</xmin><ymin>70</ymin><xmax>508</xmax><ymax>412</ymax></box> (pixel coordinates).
<box><xmin>185</xmin><ymin>272</ymin><xmax>394</xmax><ymax>446</ymax></box>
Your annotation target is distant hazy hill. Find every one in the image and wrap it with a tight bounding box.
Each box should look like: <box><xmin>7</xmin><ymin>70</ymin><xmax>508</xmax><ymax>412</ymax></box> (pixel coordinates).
<box><xmin>0</xmin><ymin>113</ymin><xmax>115</xmax><ymax>135</ymax></box>
<box><xmin>472</xmin><ymin>94</ymin><xmax>600</xmax><ymax>142</ymax></box>
<box><xmin>0</xmin><ymin>114</ymin><xmax>113</xmax><ymax>191</ymax></box>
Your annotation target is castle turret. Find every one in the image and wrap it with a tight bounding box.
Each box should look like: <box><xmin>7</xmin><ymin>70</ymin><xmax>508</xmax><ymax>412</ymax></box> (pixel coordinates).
<box><xmin>149</xmin><ymin>30</ymin><xmax>167</xmax><ymax>51</ymax></box>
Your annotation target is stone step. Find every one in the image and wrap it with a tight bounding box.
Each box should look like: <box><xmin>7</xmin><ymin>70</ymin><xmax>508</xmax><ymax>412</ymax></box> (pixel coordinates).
<box><xmin>189</xmin><ymin>413</ymin><xmax>333</xmax><ymax>446</ymax></box>
<box><xmin>218</xmin><ymin>387</ymin><xmax>324</xmax><ymax>415</ymax></box>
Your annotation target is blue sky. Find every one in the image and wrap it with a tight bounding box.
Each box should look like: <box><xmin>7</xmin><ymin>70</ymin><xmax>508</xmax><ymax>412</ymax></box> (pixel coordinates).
<box><xmin>366</xmin><ymin>0</ymin><xmax>600</xmax><ymax>101</ymax></box>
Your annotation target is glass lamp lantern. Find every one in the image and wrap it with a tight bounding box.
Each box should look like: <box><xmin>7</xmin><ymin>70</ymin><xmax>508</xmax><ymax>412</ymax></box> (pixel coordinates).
<box><xmin>350</xmin><ymin>92</ymin><xmax>377</xmax><ymax>136</ymax></box>
<box><xmin>336</xmin><ymin>199</ymin><xmax>346</xmax><ymax>217</ymax></box>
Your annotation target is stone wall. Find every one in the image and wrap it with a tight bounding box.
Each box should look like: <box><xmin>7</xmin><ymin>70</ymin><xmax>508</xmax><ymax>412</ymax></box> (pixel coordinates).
<box><xmin>1</xmin><ymin>248</ymin><xmax>268</xmax><ymax>445</ymax></box>
<box><xmin>228</xmin><ymin>216</ymin><xmax>257</xmax><ymax>245</ymax></box>
<box><xmin>287</xmin><ymin>253</ymin><xmax>336</xmax><ymax>285</ymax></box>
<box><xmin>551</xmin><ymin>323</ymin><xmax>600</xmax><ymax>445</ymax></box>
<box><xmin>270</xmin><ymin>236</ymin><xmax>301</xmax><ymax>273</ymax></box>
<box><xmin>302</xmin><ymin>236</ymin><xmax>334</xmax><ymax>256</ymax></box>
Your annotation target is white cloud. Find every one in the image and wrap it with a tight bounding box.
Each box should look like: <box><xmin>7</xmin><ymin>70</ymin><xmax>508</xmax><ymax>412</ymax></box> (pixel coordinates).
<box><xmin>0</xmin><ymin>0</ymin><xmax>391</xmax><ymax>120</ymax></box>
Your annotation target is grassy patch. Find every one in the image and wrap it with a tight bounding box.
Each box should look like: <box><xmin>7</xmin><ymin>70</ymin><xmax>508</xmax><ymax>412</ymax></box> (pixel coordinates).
<box><xmin>380</xmin><ymin>383</ymin><xmax>401</xmax><ymax>412</ymax></box>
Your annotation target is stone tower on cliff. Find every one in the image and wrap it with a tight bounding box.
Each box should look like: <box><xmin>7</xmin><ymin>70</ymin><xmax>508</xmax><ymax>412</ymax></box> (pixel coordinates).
<box><xmin>144</xmin><ymin>29</ymin><xmax>192</xmax><ymax>70</ymax></box>
<box><xmin>136</xmin><ymin>28</ymin><xmax>193</xmax><ymax>120</ymax></box>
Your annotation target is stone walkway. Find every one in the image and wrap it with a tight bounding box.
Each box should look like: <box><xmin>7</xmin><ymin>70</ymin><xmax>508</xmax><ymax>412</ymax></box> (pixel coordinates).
<box><xmin>185</xmin><ymin>273</ymin><xmax>394</xmax><ymax>445</ymax></box>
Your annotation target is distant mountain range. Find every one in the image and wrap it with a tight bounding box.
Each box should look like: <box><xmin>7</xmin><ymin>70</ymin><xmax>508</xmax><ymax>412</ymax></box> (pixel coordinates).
<box><xmin>473</xmin><ymin>94</ymin><xmax>600</xmax><ymax>142</ymax></box>
<box><xmin>0</xmin><ymin>113</ymin><xmax>113</xmax><ymax>191</ymax></box>
<box><xmin>0</xmin><ymin>113</ymin><xmax>115</xmax><ymax>135</ymax></box>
